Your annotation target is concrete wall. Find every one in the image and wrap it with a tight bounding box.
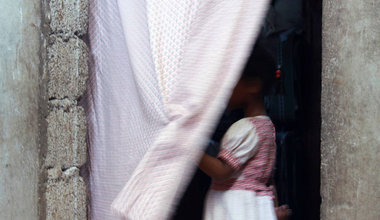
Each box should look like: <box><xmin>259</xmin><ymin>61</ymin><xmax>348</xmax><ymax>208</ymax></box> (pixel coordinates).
<box><xmin>0</xmin><ymin>0</ymin><xmax>41</xmax><ymax>219</ymax></box>
<box><xmin>41</xmin><ymin>0</ymin><xmax>89</xmax><ymax>219</ymax></box>
<box><xmin>0</xmin><ymin>0</ymin><xmax>89</xmax><ymax>219</ymax></box>
<box><xmin>321</xmin><ymin>0</ymin><xmax>380</xmax><ymax>219</ymax></box>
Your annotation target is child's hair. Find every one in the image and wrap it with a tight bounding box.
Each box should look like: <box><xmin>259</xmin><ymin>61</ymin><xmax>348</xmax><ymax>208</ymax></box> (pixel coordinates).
<box><xmin>241</xmin><ymin>39</ymin><xmax>277</xmax><ymax>95</ymax></box>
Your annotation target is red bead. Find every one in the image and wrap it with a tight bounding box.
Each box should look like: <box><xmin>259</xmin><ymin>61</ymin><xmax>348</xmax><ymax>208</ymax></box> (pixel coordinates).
<box><xmin>275</xmin><ymin>69</ymin><xmax>281</xmax><ymax>78</ymax></box>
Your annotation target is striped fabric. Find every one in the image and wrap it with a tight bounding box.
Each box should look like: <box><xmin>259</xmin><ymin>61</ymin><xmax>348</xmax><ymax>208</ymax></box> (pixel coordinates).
<box><xmin>86</xmin><ymin>0</ymin><xmax>270</xmax><ymax>219</ymax></box>
<box><xmin>212</xmin><ymin>117</ymin><xmax>277</xmax><ymax>198</ymax></box>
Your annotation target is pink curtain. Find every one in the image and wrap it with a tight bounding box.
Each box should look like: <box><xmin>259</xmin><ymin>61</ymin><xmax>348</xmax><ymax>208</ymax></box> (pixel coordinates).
<box><xmin>86</xmin><ymin>0</ymin><xmax>269</xmax><ymax>219</ymax></box>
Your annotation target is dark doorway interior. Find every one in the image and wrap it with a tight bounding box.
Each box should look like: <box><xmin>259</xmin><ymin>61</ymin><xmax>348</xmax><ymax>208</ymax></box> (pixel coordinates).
<box><xmin>295</xmin><ymin>0</ymin><xmax>322</xmax><ymax>219</ymax></box>
<box><xmin>172</xmin><ymin>0</ymin><xmax>321</xmax><ymax>219</ymax></box>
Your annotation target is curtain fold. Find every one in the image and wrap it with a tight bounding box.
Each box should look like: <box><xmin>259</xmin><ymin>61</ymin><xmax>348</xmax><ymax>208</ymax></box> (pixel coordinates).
<box><xmin>87</xmin><ymin>0</ymin><xmax>269</xmax><ymax>219</ymax></box>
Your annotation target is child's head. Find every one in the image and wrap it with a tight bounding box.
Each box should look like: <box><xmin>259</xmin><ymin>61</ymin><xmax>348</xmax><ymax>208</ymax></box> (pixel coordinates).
<box><xmin>228</xmin><ymin>41</ymin><xmax>276</xmax><ymax>109</ymax></box>
<box><xmin>240</xmin><ymin>40</ymin><xmax>277</xmax><ymax>95</ymax></box>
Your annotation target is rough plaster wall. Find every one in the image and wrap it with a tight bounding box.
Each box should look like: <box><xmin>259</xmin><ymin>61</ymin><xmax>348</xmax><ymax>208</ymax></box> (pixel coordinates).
<box><xmin>41</xmin><ymin>0</ymin><xmax>89</xmax><ymax>219</ymax></box>
<box><xmin>0</xmin><ymin>0</ymin><xmax>41</xmax><ymax>219</ymax></box>
<box><xmin>321</xmin><ymin>0</ymin><xmax>380</xmax><ymax>219</ymax></box>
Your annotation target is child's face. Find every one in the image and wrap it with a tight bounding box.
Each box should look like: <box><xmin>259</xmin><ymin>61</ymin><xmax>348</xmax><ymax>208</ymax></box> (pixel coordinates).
<box><xmin>227</xmin><ymin>77</ymin><xmax>262</xmax><ymax>109</ymax></box>
<box><xmin>227</xmin><ymin>80</ymin><xmax>248</xmax><ymax>109</ymax></box>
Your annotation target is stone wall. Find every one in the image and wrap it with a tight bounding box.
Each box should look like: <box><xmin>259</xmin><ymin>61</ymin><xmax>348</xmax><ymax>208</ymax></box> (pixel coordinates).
<box><xmin>41</xmin><ymin>0</ymin><xmax>89</xmax><ymax>219</ymax></box>
<box><xmin>321</xmin><ymin>0</ymin><xmax>380</xmax><ymax>219</ymax></box>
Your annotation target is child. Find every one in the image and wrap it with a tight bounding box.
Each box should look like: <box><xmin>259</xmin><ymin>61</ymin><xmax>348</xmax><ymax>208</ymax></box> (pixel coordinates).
<box><xmin>198</xmin><ymin>42</ymin><xmax>279</xmax><ymax>220</ymax></box>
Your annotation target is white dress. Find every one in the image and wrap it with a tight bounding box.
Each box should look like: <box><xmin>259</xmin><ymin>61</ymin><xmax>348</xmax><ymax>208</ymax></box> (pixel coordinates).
<box><xmin>203</xmin><ymin>117</ymin><xmax>277</xmax><ymax>220</ymax></box>
<box><xmin>204</xmin><ymin>190</ymin><xmax>276</xmax><ymax>220</ymax></box>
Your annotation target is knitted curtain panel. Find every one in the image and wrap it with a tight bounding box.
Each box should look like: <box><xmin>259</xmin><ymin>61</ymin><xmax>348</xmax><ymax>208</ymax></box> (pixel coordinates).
<box><xmin>86</xmin><ymin>0</ymin><xmax>269</xmax><ymax>219</ymax></box>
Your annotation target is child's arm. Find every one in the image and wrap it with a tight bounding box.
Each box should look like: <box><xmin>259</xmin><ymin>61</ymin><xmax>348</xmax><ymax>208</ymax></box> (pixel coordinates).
<box><xmin>198</xmin><ymin>153</ymin><xmax>235</xmax><ymax>181</ymax></box>
<box><xmin>268</xmin><ymin>177</ymin><xmax>279</xmax><ymax>207</ymax></box>
<box><xmin>269</xmin><ymin>178</ymin><xmax>292</xmax><ymax>220</ymax></box>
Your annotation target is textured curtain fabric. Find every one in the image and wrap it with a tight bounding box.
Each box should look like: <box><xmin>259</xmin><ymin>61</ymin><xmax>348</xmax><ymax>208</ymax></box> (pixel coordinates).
<box><xmin>86</xmin><ymin>0</ymin><xmax>269</xmax><ymax>219</ymax></box>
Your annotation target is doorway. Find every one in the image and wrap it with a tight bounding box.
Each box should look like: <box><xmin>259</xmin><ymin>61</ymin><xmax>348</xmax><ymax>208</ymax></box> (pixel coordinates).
<box><xmin>172</xmin><ymin>0</ymin><xmax>321</xmax><ymax>219</ymax></box>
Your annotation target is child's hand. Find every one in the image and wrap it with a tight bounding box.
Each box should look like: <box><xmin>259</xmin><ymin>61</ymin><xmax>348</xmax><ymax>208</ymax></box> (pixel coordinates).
<box><xmin>275</xmin><ymin>205</ymin><xmax>291</xmax><ymax>220</ymax></box>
